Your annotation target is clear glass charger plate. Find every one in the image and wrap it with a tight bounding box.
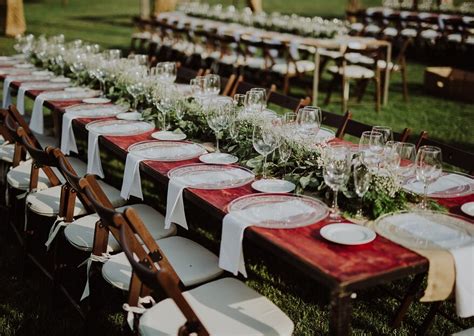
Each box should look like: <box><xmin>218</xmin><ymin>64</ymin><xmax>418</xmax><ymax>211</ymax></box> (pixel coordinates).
<box><xmin>168</xmin><ymin>163</ymin><xmax>255</xmax><ymax>190</ymax></box>
<box><xmin>227</xmin><ymin>193</ymin><xmax>329</xmax><ymax>229</ymax></box>
<box><xmin>374</xmin><ymin>210</ymin><xmax>474</xmax><ymax>250</ymax></box>
<box><xmin>403</xmin><ymin>171</ymin><xmax>473</xmax><ymax>198</ymax></box>
<box><xmin>128</xmin><ymin>141</ymin><xmax>206</xmax><ymax>161</ymax></box>
<box><xmin>86</xmin><ymin>120</ymin><xmax>154</xmax><ymax>136</ymax></box>
<box><xmin>65</xmin><ymin>104</ymin><xmax>127</xmax><ymax>118</ymax></box>
<box><xmin>41</xmin><ymin>89</ymin><xmax>100</xmax><ymax>100</ymax></box>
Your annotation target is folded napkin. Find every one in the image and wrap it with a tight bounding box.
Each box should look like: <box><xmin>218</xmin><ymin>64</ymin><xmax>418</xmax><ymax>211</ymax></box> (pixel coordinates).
<box><xmin>17</xmin><ymin>81</ymin><xmax>69</xmax><ymax>115</ymax></box>
<box><xmin>60</xmin><ymin>113</ymin><xmax>79</xmax><ymax>155</ymax></box>
<box><xmin>404</xmin><ymin>174</ymin><xmax>473</xmax><ymax>195</ymax></box>
<box><xmin>219</xmin><ymin>200</ymin><xmax>315</xmax><ymax>277</ymax></box>
<box><xmin>87</xmin><ymin>130</ymin><xmax>104</xmax><ymax>178</ymax></box>
<box><xmin>30</xmin><ymin>94</ymin><xmax>47</xmax><ymax>133</ymax></box>
<box><xmin>120</xmin><ymin>153</ymin><xmax>145</xmax><ymax>200</ymax></box>
<box><xmin>385</xmin><ymin>213</ymin><xmax>474</xmax><ymax>317</ymax></box>
<box><xmin>2</xmin><ymin>74</ymin><xmax>47</xmax><ymax>108</ymax></box>
<box><xmin>164</xmin><ymin>169</ymin><xmax>252</xmax><ymax>230</ymax></box>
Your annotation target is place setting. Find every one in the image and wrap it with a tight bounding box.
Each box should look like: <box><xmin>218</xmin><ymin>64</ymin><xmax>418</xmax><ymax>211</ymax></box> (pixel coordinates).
<box><xmin>85</xmin><ymin>119</ymin><xmax>155</xmax><ymax>178</ymax></box>
<box><xmin>120</xmin><ymin>140</ymin><xmax>208</xmax><ymax>200</ymax></box>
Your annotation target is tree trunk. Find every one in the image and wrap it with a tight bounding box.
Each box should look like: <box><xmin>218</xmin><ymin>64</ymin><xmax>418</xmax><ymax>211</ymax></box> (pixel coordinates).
<box><xmin>3</xmin><ymin>0</ymin><xmax>26</xmax><ymax>37</ymax></box>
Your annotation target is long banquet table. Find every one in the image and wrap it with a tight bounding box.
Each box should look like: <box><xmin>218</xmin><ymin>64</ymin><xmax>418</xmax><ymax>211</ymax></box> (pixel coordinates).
<box><xmin>3</xmin><ymin>76</ymin><xmax>473</xmax><ymax>335</ymax></box>
<box><xmin>156</xmin><ymin>12</ymin><xmax>393</xmax><ymax>107</ymax></box>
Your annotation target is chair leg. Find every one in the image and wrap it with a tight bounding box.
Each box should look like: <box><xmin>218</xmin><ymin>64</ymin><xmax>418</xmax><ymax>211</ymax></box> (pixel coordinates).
<box><xmin>356</xmin><ymin>79</ymin><xmax>369</xmax><ymax>103</ymax></box>
<box><xmin>417</xmin><ymin>301</ymin><xmax>442</xmax><ymax>335</ymax></box>
<box><xmin>374</xmin><ymin>77</ymin><xmax>381</xmax><ymax>113</ymax></box>
<box><xmin>283</xmin><ymin>75</ymin><xmax>290</xmax><ymax>95</ymax></box>
<box><xmin>324</xmin><ymin>75</ymin><xmax>338</xmax><ymax>105</ymax></box>
<box><xmin>401</xmin><ymin>65</ymin><xmax>409</xmax><ymax>102</ymax></box>
<box><xmin>391</xmin><ymin>273</ymin><xmax>425</xmax><ymax>328</ymax></box>
<box><xmin>342</xmin><ymin>78</ymin><xmax>350</xmax><ymax>113</ymax></box>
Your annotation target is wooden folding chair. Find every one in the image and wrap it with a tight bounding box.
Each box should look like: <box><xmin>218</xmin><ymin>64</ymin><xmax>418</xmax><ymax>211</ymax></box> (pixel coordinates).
<box><xmin>415</xmin><ymin>131</ymin><xmax>474</xmax><ymax>174</ymax></box>
<box><xmin>320</xmin><ymin>110</ymin><xmax>352</xmax><ymax>139</ymax></box>
<box><xmin>230</xmin><ymin>75</ymin><xmax>276</xmax><ymax>98</ymax></box>
<box><xmin>267</xmin><ymin>90</ymin><xmax>310</xmax><ymax>112</ymax></box>
<box><xmin>116</xmin><ymin>206</ymin><xmax>294</xmax><ymax>336</ymax></box>
<box><xmin>343</xmin><ymin>117</ymin><xmax>411</xmax><ymax>142</ymax></box>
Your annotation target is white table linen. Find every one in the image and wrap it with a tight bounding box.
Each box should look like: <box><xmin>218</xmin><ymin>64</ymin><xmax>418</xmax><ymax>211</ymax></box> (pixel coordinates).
<box><xmin>120</xmin><ymin>153</ymin><xmax>145</xmax><ymax>200</ymax></box>
<box><xmin>87</xmin><ymin>130</ymin><xmax>104</xmax><ymax>178</ymax></box>
<box><xmin>60</xmin><ymin>113</ymin><xmax>79</xmax><ymax>155</ymax></box>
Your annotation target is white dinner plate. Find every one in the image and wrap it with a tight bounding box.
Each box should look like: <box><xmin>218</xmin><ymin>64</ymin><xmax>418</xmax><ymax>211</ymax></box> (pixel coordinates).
<box><xmin>83</xmin><ymin>97</ymin><xmax>111</xmax><ymax>104</ymax></box>
<box><xmin>116</xmin><ymin>112</ymin><xmax>143</xmax><ymax>121</ymax></box>
<box><xmin>50</xmin><ymin>77</ymin><xmax>71</xmax><ymax>83</ymax></box>
<box><xmin>461</xmin><ymin>202</ymin><xmax>474</xmax><ymax>217</ymax></box>
<box><xmin>65</xmin><ymin>87</ymin><xmax>88</xmax><ymax>92</ymax></box>
<box><xmin>14</xmin><ymin>63</ymin><xmax>34</xmax><ymax>69</ymax></box>
<box><xmin>128</xmin><ymin>141</ymin><xmax>206</xmax><ymax>161</ymax></box>
<box><xmin>151</xmin><ymin>130</ymin><xmax>187</xmax><ymax>141</ymax></box>
<box><xmin>252</xmin><ymin>179</ymin><xmax>296</xmax><ymax>193</ymax></box>
<box><xmin>403</xmin><ymin>172</ymin><xmax>473</xmax><ymax>198</ymax></box>
<box><xmin>199</xmin><ymin>153</ymin><xmax>238</xmax><ymax>164</ymax></box>
<box><xmin>86</xmin><ymin>120</ymin><xmax>154</xmax><ymax>136</ymax></box>
<box><xmin>320</xmin><ymin>223</ymin><xmax>376</xmax><ymax>245</ymax></box>
<box><xmin>32</xmin><ymin>70</ymin><xmax>51</xmax><ymax>76</ymax></box>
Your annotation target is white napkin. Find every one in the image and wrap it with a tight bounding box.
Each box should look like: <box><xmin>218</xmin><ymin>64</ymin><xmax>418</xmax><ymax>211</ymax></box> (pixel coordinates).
<box><xmin>120</xmin><ymin>153</ymin><xmax>145</xmax><ymax>200</ymax></box>
<box><xmin>17</xmin><ymin>81</ymin><xmax>69</xmax><ymax>114</ymax></box>
<box><xmin>164</xmin><ymin>169</ymin><xmax>252</xmax><ymax>230</ymax></box>
<box><xmin>164</xmin><ymin>178</ymin><xmax>189</xmax><ymax>230</ymax></box>
<box><xmin>219</xmin><ymin>200</ymin><xmax>315</xmax><ymax>277</ymax></box>
<box><xmin>87</xmin><ymin>130</ymin><xmax>104</xmax><ymax>178</ymax></box>
<box><xmin>404</xmin><ymin>174</ymin><xmax>473</xmax><ymax>194</ymax></box>
<box><xmin>60</xmin><ymin>113</ymin><xmax>79</xmax><ymax>155</ymax></box>
<box><xmin>30</xmin><ymin>95</ymin><xmax>46</xmax><ymax>134</ymax></box>
<box><xmin>2</xmin><ymin>77</ymin><xmax>13</xmax><ymax>108</ymax></box>
<box><xmin>391</xmin><ymin>213</ymin><xmax>474</xmax><ymax>317</ymax></box>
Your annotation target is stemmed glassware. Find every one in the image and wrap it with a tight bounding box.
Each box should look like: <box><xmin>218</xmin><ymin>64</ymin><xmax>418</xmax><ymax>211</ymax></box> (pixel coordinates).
<box><xmin>353</xmin><ymin>157</ymin><xmax>372</xmax><ymax>218</ymax></box>
<box><xmin>156</xmin><ymin>62</ymin><xmax>177</xmax><ymax>83</ymax></box>
<box><xmin>415</xmin><ymin>146</ymin><xmax>443</xmax><ymax>209</ymax></box>
<box><xmin>154</xmin><ymin>83</ymin><xmax>178</xmax><ymax>130</ymax></box>
<box><xmin>126</xmin><ymin>67</ymin><xmax>147</xmax><ymax>112</ymax></box>
<box><xmin>394</xmin><ymin>142</ymin><xmax>416</xmax><ymax>182</ymax></box>
<box><xmin>359</xmin><ymin>131</ymin><xmax>384</xmax><ymax>171</ymax></box>
<box><xmin>205</xmin><ymin>74</ymin><xmax>221</xmax><ymax>96</ymax></box>
<box><xmin>323</xmin><ymin>144</ymin><xmax>352</xmax><ymax>219</ymax></box>
<box><xmin>296</xmin><ymin>106</ymin><xmax>322</xmax><ymax>142</ymax></box>
<box><xmin>372</xmin><ymin>126</ymin><xmax>393</xmax><ymax>143</ymax></box>
<box><xmin>252</xmin><ymin>122</ymin><xmax>281</xmax><ymax>179</ymax></box>
<box><xmin>206</xmin><ymin>98</ymin><xmax>232</xmax><ymax>152</ymax></box>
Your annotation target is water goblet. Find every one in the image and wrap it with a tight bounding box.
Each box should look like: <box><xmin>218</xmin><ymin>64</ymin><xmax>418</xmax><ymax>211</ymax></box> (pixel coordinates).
<box><xmin>416</xmin><ymin>145</ymin><xmax>443</xmax><ymax>209</ymax></box>
<box><xmin>206</xmin><ymin>99</ymin><xmax>232</xmax><ymax>152</ymax></box>
<box><xmin>353</xmin><ymin>158</ymin><xmax>372</xmax><ymax>218</ymax></box>
<box><xmin>252</xmin><ymin>122</ymin><xmax>281</xmax><ymax>179</ymax></box>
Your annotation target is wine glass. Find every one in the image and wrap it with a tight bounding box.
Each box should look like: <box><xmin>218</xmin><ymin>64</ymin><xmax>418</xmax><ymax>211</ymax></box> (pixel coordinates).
<box><xmin>416</xmin><ymin>146</ymin><xmax>443</xmax><ymax>209</ymax></box>
<box><xmin>297</xmin><ymin>106</ymin><xmax>322</xmax><ymax>135</ymax></box>
<box><xmin>155</xmin><ymin>84</ymin><xmax>178</xmax><ymax>130</ymax></box>
<box><xmin>394</xmin><ymin>142</ymin><xmax>416</xmax><ymax>182</ymax></box>
<box><xmin>107</xmin><ymin>49</ymin><xmax>122</xmax><ymax>60</ymax></box>
<box><xmin>206</xmin><ymin>98</ymin><xmax>232</xmax><ymax>152</ymax></box>
<box><xmin>252</xmin><ymin>122</ymin><xmax>281</xmax><ymax>179</ymax></box>
<box><xmin>233</xmin><ymin>93</ymin><xmax>246</xmax><ymax>116</ymax></box>
<box><xmin>134</xmin><ymin>54</ymin><xmax>148</xmax><ymax>66</ymax></box>
<box><xmin>359</xmin><ymin>131</ymin><xmax>384</xmax><ymax>171</ymax></box>
<box><xmin>205</xmin><ymin>74</ymin><xmax>221</xmax><ymax>96</ymax></box>
<box><xmin>245</xmin><ymin>89</ymin><xmax>265</xmax><ymax>114</ymax></box>
<box><xmin>372</xmin><ymin>126</ymin><xmax>393</xmax><ymax>143</ymax></box>
<box><xmin>353</xmin><ymin>158</ymin><xmax>371</xmax><ymax>218</ymax></box>
<box><xmin>323</xmin><ymin>144</ymin><xmax>351</xmax><ymax>219</ymax></box>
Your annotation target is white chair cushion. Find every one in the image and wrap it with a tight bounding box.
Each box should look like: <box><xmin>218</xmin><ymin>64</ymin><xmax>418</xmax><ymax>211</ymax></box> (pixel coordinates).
<box><xmin>400</xmin><ymin>28</ymin><xmax>418</xmax><ymax>37</ymax></box>
<box><xmin>102</xmin><ymin>236</ymin><xmax>222</xmax><ymax>290</ymax></box>
<box><xmin>377</xmin><ymin>60</ymin><xmax>399</xmax><ymax>71</ymax></box>
<box><xmin>344</xmin><ymin>52</ymin><xmax>375</xmax><ymax>65</ymax></box>
<box><xmin>132</xmin><ymin>31</ymin><xmax>151</xmax><ymax>40</ymax></box>
<box><xmin>26</xmin><ymin>180</ymin><xmax>126</xmax><ymax>217</ymax></box>
<box><xmin>33</xmin><ymin>132</ymin><xmax>59</xmax><ymax>149</ymax></box>
<box><xmin>447</xmin><ymin>33</ymin><xmax>462</xmax><ymax>43</ymax></box>
<box><xmin>318</xmin><ymin>49</ymin><xmax>342</xmax><ymax>59</ymax></box>
<box><xmin>0</xmin><ymin>144</ymin><xmax>15</xmax><ymax>163</ymax></box>
<box><xmin>139</xmin><ymin>278</ymin><xmax>294</xmax><ymax>336</ymax></box>
<box><xmin>244</xmin><ymin>56</ymin><xmax>266</xmax><ymax>69</ymax></box>
<box><xmin>7</xmin><ymin>157</ymin><xmax>87</xmax><ymax>191</ymax></box>
<box><xmin>271</xmin><ymin>60</ymin><xmax>315</xmax><ymax>75</ymax></box>
<box><xmin>383</xmin><ymin>27</ymin><xmax>399</xmax><ymax>36</ymax></box>
<box><xmin>328</xmin><ymin>65</ymin><xmax>375</xmax><ymax>78</ymax></box>
<box><xmin>467</xmin><ymin>36</ymin><xmax>474</xmax><ymax>45</ymax></box>
<box><xmin>420</xmin><ymin>29</ymin><xmax>439</xmax><ymax>39</ymax></box>
<box><xmin>365</xmin><ymin>24</ymin><xmax>381</xmax><ymax>34</ymax></box>
<box><xmin>350</xmin><ymin>22</ymin><xmax>364</xmax><ymax>32</ymax></box>
<box><xmin>64</xmin><ymin>203</ymin><xmax>177</xmax><ymax>252</ymax></box>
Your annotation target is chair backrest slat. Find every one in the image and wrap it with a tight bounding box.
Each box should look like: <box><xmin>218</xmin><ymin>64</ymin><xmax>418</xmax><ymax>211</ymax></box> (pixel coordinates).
<box><xmin>321</xmin><ymin>110</ymin><xmax>352</xmax><ymax>139</ymax></box>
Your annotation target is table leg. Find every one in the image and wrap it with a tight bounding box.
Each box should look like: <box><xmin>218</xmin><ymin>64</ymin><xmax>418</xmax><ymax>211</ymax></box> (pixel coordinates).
<box><xmin>329</xmin><ymin>289</ymin><xmax>352</xmax><ymax>336</ymax></box>
<box><xmin>312</xmin><ymin>48</ymin><xmax>320</xmax><ymax>105</ymax></box>
<box><xmin>383</xmin><ymin>43</ymin><xmax>391</xmax><ymax>106</ymax></box>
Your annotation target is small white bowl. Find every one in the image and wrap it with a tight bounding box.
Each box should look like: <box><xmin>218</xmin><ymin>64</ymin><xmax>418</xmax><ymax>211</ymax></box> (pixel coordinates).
<box><xmin>151</xmin><ymin>131</ymin><xmax>187</xmax><ymax>141</ymax></box>
<box><xmin>461</xmin><ymin>202</ymin><xmax>474</xmax><ymax>217</ymax></box>
<box><xmin>251</xmin><ymin>179</ymin><xmax>296</xmax><ymax>193</ymax></box>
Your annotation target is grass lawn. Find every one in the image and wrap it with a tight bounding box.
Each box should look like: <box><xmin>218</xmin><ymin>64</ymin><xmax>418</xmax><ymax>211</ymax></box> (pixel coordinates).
<box><xmin>0</xmin><ymin>1</ymin><xmax>473</xmax><ymax>335</ymax></box>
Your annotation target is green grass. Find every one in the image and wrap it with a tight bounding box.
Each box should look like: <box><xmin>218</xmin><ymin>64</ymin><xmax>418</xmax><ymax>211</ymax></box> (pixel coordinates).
<box><xmin>1</xmin><ymin>0</ymin><xmax>474</xmax><ymax>335</ymax></box>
